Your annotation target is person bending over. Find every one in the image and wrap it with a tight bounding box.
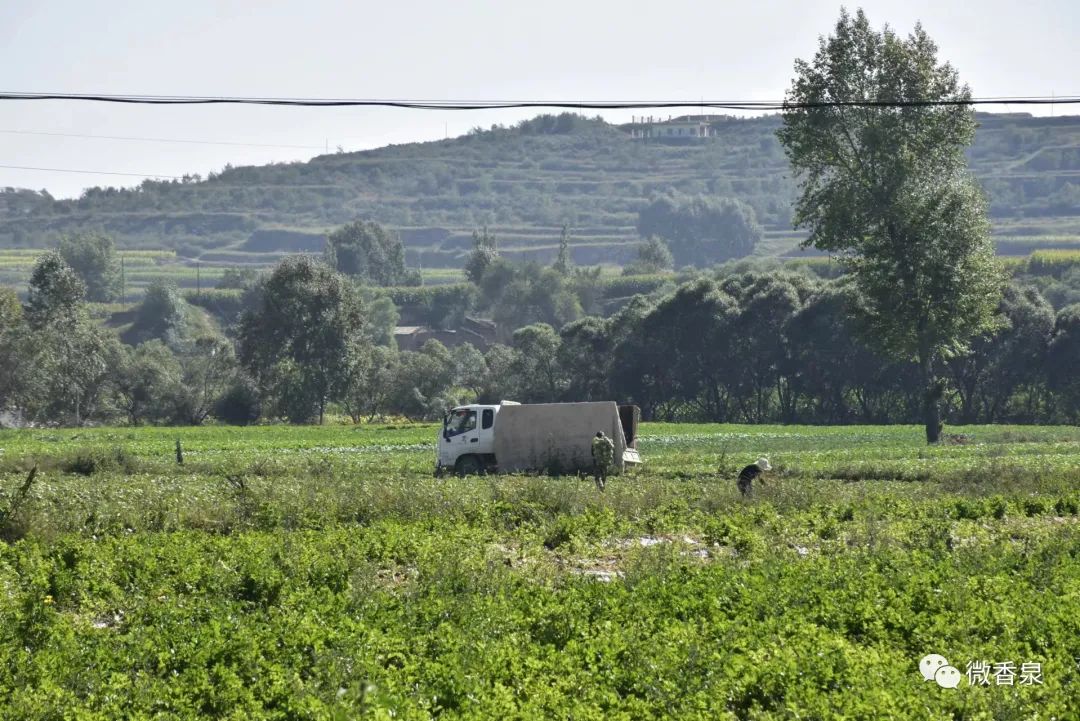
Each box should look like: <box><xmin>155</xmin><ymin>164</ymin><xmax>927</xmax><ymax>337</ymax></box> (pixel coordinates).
<box><xmin>737</xmin><ymin>457</ymin><xmax>771</xmax><ymax>496</ymax></box>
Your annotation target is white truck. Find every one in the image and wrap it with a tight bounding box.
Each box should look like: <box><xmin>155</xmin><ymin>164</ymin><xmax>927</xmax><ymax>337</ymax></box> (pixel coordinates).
<box><xmin>435</xmin><ymin>400</ymin><xmax>641</xmax><ymax>476</ymax></box>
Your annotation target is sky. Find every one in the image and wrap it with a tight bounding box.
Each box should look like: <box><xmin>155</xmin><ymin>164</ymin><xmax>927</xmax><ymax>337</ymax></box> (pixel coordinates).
<box><xmin>1</xmin><ymin>0</ymin><xmax>1077</xmax><ymax>199</ymax></box>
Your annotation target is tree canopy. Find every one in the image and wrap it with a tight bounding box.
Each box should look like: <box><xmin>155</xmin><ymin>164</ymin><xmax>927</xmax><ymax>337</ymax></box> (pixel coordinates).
<box><xmin>623</xmin><ymin>237</ymin><xmax>674</xmax><ymax>275</ymax></box>
<box><xmin>26</xmin><ymin>251</ymin><xmax>85</xmax><ymax>330</ymax></box>
<box><xmin>636</xmin><ymin>193</ymin><xmax>762</xmax><ymax>266</ymax></box>
<box><xmin>58</xmin><ymin>232</ymin><xmax>122</xmax><ymax>302</ymax></box>
<box><xmin>238</xmin><ymin>256</ymin><xmax>367</xmax><ymax>423</ymax></box>
<box><xmin>776</xmin><ymin>8</ymin><xmax>1004</xmax><ymax>442</ymax></box>
<box><xmin>325</xmin><ymin>220</ymin><xmax>412</xmax><ymax>287</ymax></box>
<box><xmin>464</xmin><ymin>227</ymin><xmax>499</xmax><ymax>284</ymax></box>
<box><xmin>129</xmin><ymin>280</ymin><xmax>188</xmax><ymax>347</ymax></box>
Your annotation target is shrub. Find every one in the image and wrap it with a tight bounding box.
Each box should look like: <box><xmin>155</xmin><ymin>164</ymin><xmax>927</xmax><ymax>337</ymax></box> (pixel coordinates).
<box><xmin>214</xmin><ymin>379</ymin><xmax>262</xmax><ymax>425</ymax></box>
<box><xmin>60</xmin><ymin>447</ymin><xmax>139</xmax><ymax>476</ymax></box>
<box><xmin>184</xmin><ymin>288</ymin><xmax>245</xmax><ymax>325</ymax></box>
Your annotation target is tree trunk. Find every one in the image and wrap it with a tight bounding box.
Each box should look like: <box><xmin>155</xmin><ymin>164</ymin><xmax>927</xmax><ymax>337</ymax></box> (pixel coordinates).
<box><xmin>959</xmin><ymin>383</ymin><xmax>976</xmax><ymax>425</ymax></box>
<box><xmin>919</xmin><ymin>339</ymin><xmax>942</xmax><ymax>444</ymax></box>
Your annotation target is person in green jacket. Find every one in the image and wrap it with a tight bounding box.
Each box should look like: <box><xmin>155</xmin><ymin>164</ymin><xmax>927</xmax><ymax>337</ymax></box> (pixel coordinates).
<box><xmin>591</xmin><ymin>430</ymin><xmax>615</xmax><ymax>491</ymax></box>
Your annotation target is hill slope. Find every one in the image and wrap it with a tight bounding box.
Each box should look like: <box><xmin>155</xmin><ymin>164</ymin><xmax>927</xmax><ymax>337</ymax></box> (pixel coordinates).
<box><xmin>2</xmin><ymin>112</ymin><xmax>1080</xmax><ymax>273</ymax></box>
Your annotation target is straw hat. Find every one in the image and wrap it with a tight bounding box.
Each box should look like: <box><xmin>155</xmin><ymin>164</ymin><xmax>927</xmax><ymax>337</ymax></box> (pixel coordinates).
<box><xmin>755</xmin><ymin>457</ymin><xmax>772</xmax><ymax>471</ymax></box>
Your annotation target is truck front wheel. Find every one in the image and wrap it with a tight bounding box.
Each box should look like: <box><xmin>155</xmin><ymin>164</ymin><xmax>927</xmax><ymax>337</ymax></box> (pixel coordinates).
<box><xmin>455</xmin><ymin>455</ymin><xmax>484</xmax><ymax>477</ymax></box>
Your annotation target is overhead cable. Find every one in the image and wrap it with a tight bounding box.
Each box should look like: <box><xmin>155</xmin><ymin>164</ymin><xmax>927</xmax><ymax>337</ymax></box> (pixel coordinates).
<box><xmin>0</xmin><ymin>128</ymin><xmax>324</xmax><ymax>149</ymax></box>
<box><xmin>0</xmin><ymin>163</ymin><xmax>181</xmax><ymax>179</ymax></box>
<box><xmin>1</xmin><ymin>91</ymin><xmax>1079</xmax><ymax>110</ymax></box>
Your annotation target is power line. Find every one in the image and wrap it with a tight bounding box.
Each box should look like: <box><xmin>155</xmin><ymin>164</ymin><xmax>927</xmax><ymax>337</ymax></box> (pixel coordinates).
<box><xmin>0</xmin><ymin>163</ymin><xmax>181</xmax><ymax>179</ymax></box>
<box><xmin>1</xmin><ymin>91</ymin><xmax>1079</xmax><ymax>110</ymax></box>
<box><xmin>0</xmin><ymin>128</ymin><xmax>324</xmax><ymax>150</ymax></box>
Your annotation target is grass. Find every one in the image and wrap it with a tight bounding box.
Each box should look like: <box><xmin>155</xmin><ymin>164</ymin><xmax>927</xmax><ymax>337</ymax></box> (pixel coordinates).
<box><xmin>419</xmin><ymin>268</ymin><xmax>466</xmax><ymax>284</ymax></box>
<box><xmin>0</xmin><ymin>250</ymin><xmax>176</xmax><ymax>271</ymax></box>
<box><xmin>1</xmin><ymin>422</ymin><xmax>1079</xmax><ymax>717</ymax></box>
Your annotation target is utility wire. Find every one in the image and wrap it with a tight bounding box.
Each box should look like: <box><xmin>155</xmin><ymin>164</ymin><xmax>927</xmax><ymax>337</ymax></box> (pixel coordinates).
<box><xmin>0</xmin><ymin>163</ymin><xmax>181</xmax><ymax>179</ymax></box>
<box><xmin>0</xmin><ymin>128</ymin><xmax>324</xmax><ymax>150</ymax></box>
<box><xmin>3</xmin><ymin>93</ymin><xmax>1076</xmax><ymax>184</ymax></box>
<box><xmin>1</xmin><ymin>91</ymin><xmax>1079</xmax><ymax>110</ymax></box>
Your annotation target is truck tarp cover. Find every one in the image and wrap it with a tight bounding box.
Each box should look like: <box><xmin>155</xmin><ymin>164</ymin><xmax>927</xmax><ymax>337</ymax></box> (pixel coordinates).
<box><xmin>494</xmin><ymin>402</ymin><xmax>627</xmax><ymax>474</ymax></box>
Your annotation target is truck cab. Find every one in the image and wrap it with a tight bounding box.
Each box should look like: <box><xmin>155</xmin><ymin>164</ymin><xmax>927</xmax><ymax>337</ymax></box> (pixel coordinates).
<box><xmin>436</xmin><ymin>403</ymin><xmax>503</xmax><ymax>475</ymax></box>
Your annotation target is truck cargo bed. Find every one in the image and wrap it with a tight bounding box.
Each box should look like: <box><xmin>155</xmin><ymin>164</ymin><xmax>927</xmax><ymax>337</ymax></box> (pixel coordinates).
<box><xmin>493</xmin><ymin>401</ymin><xmax>628</xmax><ymax>474</ymax></box>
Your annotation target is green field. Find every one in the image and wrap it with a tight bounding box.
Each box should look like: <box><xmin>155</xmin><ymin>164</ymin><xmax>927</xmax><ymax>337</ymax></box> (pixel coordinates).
<box><xmin>0</xmin><ymin>248</ymin><xmax>469</xmax><ymax>298</ymax></box>
<box><xmin>2</xmin><ymin>423</ymin><xmax>1079</xmax><ymax>718</ymax></box>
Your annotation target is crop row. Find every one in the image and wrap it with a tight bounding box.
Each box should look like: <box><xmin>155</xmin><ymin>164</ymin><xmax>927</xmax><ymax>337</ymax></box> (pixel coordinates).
<box><xmin>1</xmin><ymin>422</ymin><xmax>1079</xmax><ymax>716</ymax></box>
<box><xmin>1</xmin><ymin>501</ymin><xmax>1076</xmax><ymax>717</ymax></box>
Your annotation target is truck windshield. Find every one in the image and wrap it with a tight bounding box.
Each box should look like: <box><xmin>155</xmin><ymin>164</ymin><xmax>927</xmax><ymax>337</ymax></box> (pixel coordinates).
<box><xmin>445</xmin><ymin>409</ymin><xmax>477</xmax><ymax>436</ymax></box>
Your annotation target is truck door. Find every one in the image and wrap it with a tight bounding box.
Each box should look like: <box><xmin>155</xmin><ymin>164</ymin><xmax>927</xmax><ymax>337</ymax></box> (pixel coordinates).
<box><xmin>444</xmin><ymin>408</ymin><xmax>479</xmax><ymax>459</ymax></box>
<box><xmin>474</xmin><ymin>407</ymin><xmax>495</xmax><ymax>455</ymax></box>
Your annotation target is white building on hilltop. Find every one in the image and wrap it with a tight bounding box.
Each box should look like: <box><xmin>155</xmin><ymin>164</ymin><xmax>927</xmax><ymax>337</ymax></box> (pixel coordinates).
<box><xmin>626</xmin><ymin>115</ymin><xmax>720</xmax><ymax>139</ymax></box>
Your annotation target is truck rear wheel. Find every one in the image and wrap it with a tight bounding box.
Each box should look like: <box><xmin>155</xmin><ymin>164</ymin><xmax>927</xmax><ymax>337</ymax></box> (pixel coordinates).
<box><xmin>455</xmin><ymin>455</ymin><xmax>484</xmax><ymax>477</ymax></box>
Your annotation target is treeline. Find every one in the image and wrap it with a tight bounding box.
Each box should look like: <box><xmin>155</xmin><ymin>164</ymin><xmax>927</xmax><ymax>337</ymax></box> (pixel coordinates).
<box><xmin>535</xmin><ymin>276</ymin><xmax>1080</xmax><ymax>425</ymax></box>
<box><xmin>2</xmin><ymin>244</ymin><xmax>1079</xmax><ymax>427</ymax></box>
<box><xmin>412</xmin><ymin>269</ymin><xmax>1079</xmax><ymax>426</ymax></box>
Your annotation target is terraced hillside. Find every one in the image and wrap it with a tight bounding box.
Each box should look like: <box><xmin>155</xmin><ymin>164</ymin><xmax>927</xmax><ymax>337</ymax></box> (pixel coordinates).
<box><xmin>2</xmin><ymin>112</ymin><xmax>1080</xmax><ymax>279</ymax></box>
